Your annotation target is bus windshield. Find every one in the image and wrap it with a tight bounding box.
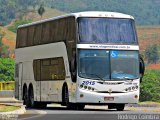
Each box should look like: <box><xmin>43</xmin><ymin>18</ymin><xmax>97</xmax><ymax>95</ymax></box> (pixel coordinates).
<box><xmin>78</xmin><ymin>18</ymin><xmax>138</xmax><ymax>44</ymax></box>
<box><xmin>78</xmin><ymin>50</ymin><xmax>139</xmax><ymax>81</ymax></box>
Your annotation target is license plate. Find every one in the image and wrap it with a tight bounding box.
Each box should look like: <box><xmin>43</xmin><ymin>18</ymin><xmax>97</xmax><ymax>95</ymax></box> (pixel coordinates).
<box><xmin>104</xmin><ymin>97</ymin><xmax>114</xmax><ymax>101</ymax></box>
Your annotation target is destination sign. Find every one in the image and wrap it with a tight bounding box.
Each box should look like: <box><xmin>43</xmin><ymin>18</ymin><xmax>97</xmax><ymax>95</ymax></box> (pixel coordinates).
<box><xmin>77</xmin><ymin>44</ymin><xmax>139</xmax><ymax>50</ymax></box>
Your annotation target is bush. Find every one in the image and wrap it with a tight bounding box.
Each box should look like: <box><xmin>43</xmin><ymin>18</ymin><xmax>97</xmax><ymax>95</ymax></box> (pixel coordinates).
<box><xmin>145</xmin><ymin>44</ymin><xmax>159</xmax><ymax>64</ymax></box>
<box><xmin>8</xmin><ymin>19</ymin><xmax>32</xmax><ymax>33</ymax></box>
<box><xmin>0</xmin><ymin>58</ymin><xmax>15</xmax><ymax>81</ymax></box>
<box><xmin>140</xmin><ymin>70</ymin><xmax>160</xmax><ymax>102</ymax></box>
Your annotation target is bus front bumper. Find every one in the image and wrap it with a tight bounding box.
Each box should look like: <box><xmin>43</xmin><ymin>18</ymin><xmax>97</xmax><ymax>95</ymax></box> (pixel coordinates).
<box><xmin>76</xmin><ymin>89</ymin><xmax>139</xmax><ymax>104</ymax></box>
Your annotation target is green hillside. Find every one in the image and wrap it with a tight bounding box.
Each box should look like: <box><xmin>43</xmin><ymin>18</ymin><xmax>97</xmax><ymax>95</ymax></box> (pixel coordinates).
<box><xmin>0</xmin><ymin>0</ymin><xmax>160</xmax><ymax>25</ymax></box>
<box><xmin>36</xmin><ymin>0</ymin><xmax>160</xmax><ymax>25</ymax></box>
<box><xmin>23</xmin><ymin>7</ymin><xmax>65</xmax><ymax>22</ymax></box>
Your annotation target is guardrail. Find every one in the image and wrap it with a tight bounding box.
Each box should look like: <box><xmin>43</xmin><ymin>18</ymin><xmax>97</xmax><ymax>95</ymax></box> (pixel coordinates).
<box><xmin>0</xmin><ymin>81</ymin><xmax>14</xmax><ymax>91</ymax></box>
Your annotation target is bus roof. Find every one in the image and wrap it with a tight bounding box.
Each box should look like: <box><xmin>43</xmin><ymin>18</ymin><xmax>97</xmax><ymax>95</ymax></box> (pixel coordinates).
<box><xmin>72</xmin><ymin>11</ymin><xmax>134</xmax><ymax>19</ymax></box>
<box><xmin>18</xmin><ymin>11</ymin><xmax>134</xmax><ymax>28</ymax></box>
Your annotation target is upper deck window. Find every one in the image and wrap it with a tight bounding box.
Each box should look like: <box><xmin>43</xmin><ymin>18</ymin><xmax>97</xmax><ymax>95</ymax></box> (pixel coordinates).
<box><xmin>78</xmin><ymin>17</ymin><xmax>138</xmax><ymax>44</ymax></box>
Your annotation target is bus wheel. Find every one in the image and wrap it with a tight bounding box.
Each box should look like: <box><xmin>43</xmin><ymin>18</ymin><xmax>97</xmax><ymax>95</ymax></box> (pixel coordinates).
<box><xmin>39</xmin><ymin>102</ymin><xmax>47</xmax><ymax>108</ymax></box>
<box><xmin>23</xmin><ymin>87</ymin><xmax>28</xmax><ymax>106</ymax></box>
<box><xmin>116</xmin><ymin>104</ymin><xmax>125</xmax><ymax>111</ymax></box>
<box><xmin>34</xmin><ymin>102</ymin><xmax>47</xmax><ymax>109</ymax></box>
<box><xmin>28</xmin><ymin>87</ymin><xmax>35</xmax><ymax>108</ymax></box>
<box><xmin>76</xmin><ymin>104</ymin><xmax>85</xmax><ymax>110</ymax></box>
<box><xmin>108</xmin><ymin>104</ymin><xmax>116</xmax><ymax>109</ymax></box>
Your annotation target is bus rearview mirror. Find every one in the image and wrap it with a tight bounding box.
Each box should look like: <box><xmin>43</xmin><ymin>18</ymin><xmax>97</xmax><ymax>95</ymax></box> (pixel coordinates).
<box><xmin>139</xmin><ymin>55</ymin><xmax>145</xmax><ymax>82</ymax></box>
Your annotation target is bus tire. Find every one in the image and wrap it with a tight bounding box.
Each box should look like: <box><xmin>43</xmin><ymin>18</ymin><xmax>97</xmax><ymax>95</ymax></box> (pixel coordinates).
<box><xmin>108</xmin><ymin>104</ymin><xmax>116</xmax><ymax>109</ymax></box>
<box><xmin>62</xmin><ymin>84</ymin><xmax>67</xmax><ymax>106</ymax></box>
<box><xmin>64</xmin><ymin>85</ymin><xmax>72</xmax><ymax>109</ymax></box>
<box><xmin>63</xmin><ymin>85</ymin><xmax>85</xmax><ymax>110</ymax></box>
<box><xmin>39</xmin><ymin>102</ymin><xmax>47</xmax><ymax>108</ymax></box>
<box><xmin>23</xmin><ymin>85</ymin><xmax>28</xmax><ymax>106</ymax></box>
<box><xmin>116</xmin><ymin>104</ymin><xmax>125</xmax><ymax>111</ymax></box>
<box><xmin>34</xmin><ymin>102</ymin><xmax>47</xmax><ymax>108</ymax></box>
<box><xmin>28</xmin><ymin>85</ymin><xmax>35</xmax><ymax>108</ymax></box>
<box><xmin>76</xmin><ymin>104</ymin><xmax>85</xmax><ymax>110</ymax></box>
<box><xmin>42</xmin><ymin>103</ymin><xmax>47</xmax><ymax>108</ymax></box>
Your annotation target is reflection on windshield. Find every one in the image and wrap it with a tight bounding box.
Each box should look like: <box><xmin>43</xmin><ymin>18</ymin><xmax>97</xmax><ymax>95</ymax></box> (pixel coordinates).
<box><xmin>78</xmin><ymin>50</ymin><xmax>139</xmax><ymax>81</ymax></box>
<box><xmin>78</xmin><ymin>18</ymin><xmax>137</xmax><ymax>44</ymax></box>
<box><xmin>78</xmin><ymin>50</ymin><xmax>110</xmax><ymax>80</ymax></box>
<box><xmin>110</xmin><ymin>50</ymin><xmax>139</xmax><ymax>80</ymax></box>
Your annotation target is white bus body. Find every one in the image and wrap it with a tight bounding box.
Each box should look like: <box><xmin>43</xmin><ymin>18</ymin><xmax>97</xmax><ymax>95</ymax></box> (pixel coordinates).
<box><xmin>15</xmin><ymin>11</ymin><xmax>144</xmax><ymax>111</ymax></box>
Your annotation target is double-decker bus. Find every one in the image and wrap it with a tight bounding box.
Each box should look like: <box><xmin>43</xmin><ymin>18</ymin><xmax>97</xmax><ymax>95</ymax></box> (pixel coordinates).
<box><xmin>15</xmin><ymin>11</ymin><xmax>145</xmax><ymax>111</ymax></box>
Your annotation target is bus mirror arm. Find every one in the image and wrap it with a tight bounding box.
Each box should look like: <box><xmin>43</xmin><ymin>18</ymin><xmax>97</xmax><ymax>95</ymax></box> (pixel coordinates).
<box><xmin>70</xmin><ymin>56</ymin><xmax>77</xmax><ymax>83</ymax></box>
<box><xmin>71</xmin><ymin>58</ymin><xmax>75</xmax><ymax>73</ymax></box>
<box><xmin>139</xmin><ymin>55</ymin><xmax>145</xmax><ymax>83</ymax></box>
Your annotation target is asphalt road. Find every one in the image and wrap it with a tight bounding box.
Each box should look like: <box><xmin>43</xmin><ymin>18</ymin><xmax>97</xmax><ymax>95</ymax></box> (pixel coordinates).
<box><xmin>18</xmin><ymin>104</ymin><xmax>160</xmax><ymax>120</ymax></box>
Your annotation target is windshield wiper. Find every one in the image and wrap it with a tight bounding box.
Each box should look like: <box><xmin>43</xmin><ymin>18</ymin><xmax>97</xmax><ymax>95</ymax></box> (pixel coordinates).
<box><xmin>80</xmin><ymin>73</ymin><xmax>105</xmax><ymax>82</ymax></box>
<box><xmin>124</xmin><ymin>77</ymin><xmax>139</xmax><ymax>81</ymax></box>
<box><xmin>115</xmin><ymin>77</ymin><xmax>134</xmax><ymax>81</ymax></box>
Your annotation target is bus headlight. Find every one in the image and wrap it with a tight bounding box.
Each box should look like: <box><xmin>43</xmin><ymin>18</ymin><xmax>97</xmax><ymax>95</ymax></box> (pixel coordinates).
<box><xmin>84</xmin><ymin>86</ymin><xmax>87</xmax><ymax>89</ymax></box>
<box><xmin>88</xmin><ymin>86</ymin><xmax>91</xmax><ymax>90</ymax></box>
<box><xmin>128</xmin><ymin>87</ymin><xmax>131</xmax><ymax>91</ymax></box>
<box><xmin>80</xmin><ymin>84</ymin><xmax>83</xmax><ymax>88</ymax></box>
<box><xmin>125</xmin><ymin>86</ymin><xmax>138</xmax><ymax>92</ymax></box>
<box><xmin>125</xmin><ymin>88</ymin><xmax>129</xmax><ymax>91</ymax></box>
<box><xmin>79</xmin><ymin>84</ymin><xmax>96</xmax><ymax>91</ymax></box>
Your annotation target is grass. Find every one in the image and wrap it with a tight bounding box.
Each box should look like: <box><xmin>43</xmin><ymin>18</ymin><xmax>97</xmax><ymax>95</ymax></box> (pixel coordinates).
<box><xmin>139</xmin><ymin>101</ymin><xmax>160</xmax><ymax>105</ymax></box>
<box><xmin>0</xmin><ymin>104</ymin><xmax>20</xmax><ymax>112</ymax></box>
<box><xmin>137</xmin><ymin>26</ymin><xmax>160</xmax><ymax>29</ymax></box>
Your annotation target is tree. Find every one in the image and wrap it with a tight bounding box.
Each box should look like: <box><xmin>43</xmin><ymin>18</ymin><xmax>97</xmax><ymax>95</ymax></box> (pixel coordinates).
<box><xmin>38</xmin><ymin>4</ymin><xmax>45</xmax><ymax>18</ymax></box>
<box><xmin>145</xmin><ymin>44</ymin><xmax>159</xmax><ymax>64</ymax></box>
<box><xmin>0</xmin><ymin>29</ymin><xmax>5</xmax><ymax>57</ymax></box>
<box><xmin>0</xmin><ymin>58</ymin><xmax>15</xmax><ymax>81</ymax></box>
<box><xmin>0</xmin><ymin>0</ymin><xmax>16</xmax><ymax>25</ymax></box>
<box><xmin>0</xmin><ymin>28</ymin><xmax>9</xmax><ymax>58</ymax></box>
<box><xmin>8</xmin><ymin>19</ymin><xmax>32</xmax><ymax>33</ymax></box>
<box><xmin>15</xmin><ymin>0</ymin><xmax>41</xmax><ymax>20</ymax></box>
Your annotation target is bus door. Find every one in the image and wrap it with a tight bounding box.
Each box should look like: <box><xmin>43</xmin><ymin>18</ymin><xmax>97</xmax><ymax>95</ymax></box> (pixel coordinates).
<box><xmin>36</xmin><ymin>80</ymin><xmax>41</xmax><ymax>101</ymax></box>
<box><xmin>34</xmin><ymin>60</ymin><xmax>41</xmax><ymax>101</ymax></box>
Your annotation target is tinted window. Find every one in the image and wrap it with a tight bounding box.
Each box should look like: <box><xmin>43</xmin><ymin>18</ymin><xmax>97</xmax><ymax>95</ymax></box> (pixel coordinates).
<box><xmin>33</xmin><ymin>57</ymin><xmax>66</xmax><ymax>80</ymax></box>
<box><xmin>78</xmin><ymin>18</ymin><xmax>138</xmax><ymax>44</ymax></box>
